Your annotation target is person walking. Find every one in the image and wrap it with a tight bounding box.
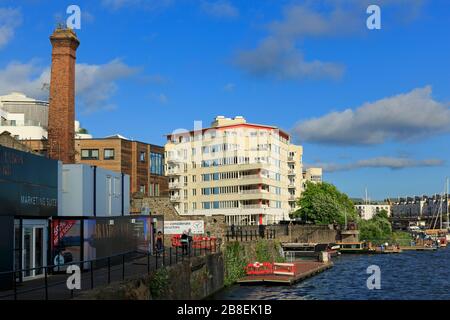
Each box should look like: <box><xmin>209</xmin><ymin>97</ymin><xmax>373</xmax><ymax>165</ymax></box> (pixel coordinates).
<box><xmin>156</xmin><ymin>231</ymin><xmax>163</xmax><ymax>256</ymax></box>
<box><xmin>187</xmin><ymin>228</ymin><xmax>193</xmax><ymax>255</ymax></box>
<box><xmin>181</xmin><ymin>231</ymin><xmax>189</xmax><ymax>255</ymax></box>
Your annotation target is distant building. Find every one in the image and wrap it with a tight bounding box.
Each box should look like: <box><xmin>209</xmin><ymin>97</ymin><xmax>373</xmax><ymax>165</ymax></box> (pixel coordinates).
<box><xmin>165</xmin><ymin>115</ymin><xmax>322</xmax><ymax>225</ymax></box>
<box><xmin>390</xmin><ymin>195</ymin><xmax>449</xmax><ymax>220</ymax></box>
<box><xmin>355</xmin><ymin>203</ymin><xmax>391</xmax><ymax>220</ymax></box>
<box><xmin>0</xmin><ymin>92</ymin><xmax>92</xmax><ymax>141</ymax></box>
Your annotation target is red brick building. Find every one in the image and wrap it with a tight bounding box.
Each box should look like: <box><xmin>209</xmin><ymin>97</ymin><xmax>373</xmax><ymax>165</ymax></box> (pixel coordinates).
<box><xmin>74</xmin><ymin>136</ymin><xmax>168</xmax><ymax>198</ymax></box>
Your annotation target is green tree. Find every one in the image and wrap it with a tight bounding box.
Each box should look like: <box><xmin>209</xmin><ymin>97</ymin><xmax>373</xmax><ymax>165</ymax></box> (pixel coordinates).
<box><xmin>359</xmin><ymin>209</ymin><xmax>393</xmax><ymax>241</ymax></box>
<box><xmin>292</xmin><ymin>181</ymin><xmax>357</xmax><ymax>225</ymax></box>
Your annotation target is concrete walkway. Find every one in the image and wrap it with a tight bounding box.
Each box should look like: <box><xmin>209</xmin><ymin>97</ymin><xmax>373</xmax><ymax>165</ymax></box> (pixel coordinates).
<box><xmin>0</xmin><ymin>247</ymin><xmax>214</xmax><ymax>300</ymax></box>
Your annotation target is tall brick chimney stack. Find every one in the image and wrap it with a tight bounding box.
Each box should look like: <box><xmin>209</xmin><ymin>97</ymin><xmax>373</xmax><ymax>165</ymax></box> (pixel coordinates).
<box><xmin>47</xmin><ymin>26</ymin><xmax>79</xmax><ymax>163</ymax></box>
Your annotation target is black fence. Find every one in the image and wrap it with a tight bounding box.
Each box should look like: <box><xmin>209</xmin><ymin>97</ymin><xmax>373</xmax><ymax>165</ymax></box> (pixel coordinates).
<box><xmin>0</xmin><ymin>239</ymin><xmax>220</xmax><ymax>300</ymax></box>
<box><xmin>225</xmin><ymin>228</ymin><xmax>277</xmax><ymax>242</ymax></box>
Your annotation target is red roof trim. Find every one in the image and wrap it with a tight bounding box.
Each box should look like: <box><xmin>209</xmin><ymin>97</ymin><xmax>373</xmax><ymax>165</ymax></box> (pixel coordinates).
<box><xmin>166</xmin><ymin>123</ymin><xmax>290</xmax><ymax>140</ymax></box>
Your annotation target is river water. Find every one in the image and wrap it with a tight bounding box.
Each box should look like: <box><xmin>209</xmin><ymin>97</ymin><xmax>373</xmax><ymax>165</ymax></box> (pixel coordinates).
<box><xmin>213</xmin><ymin>248</ymin><xmax>450</xmax><ymax>300</ymax></box>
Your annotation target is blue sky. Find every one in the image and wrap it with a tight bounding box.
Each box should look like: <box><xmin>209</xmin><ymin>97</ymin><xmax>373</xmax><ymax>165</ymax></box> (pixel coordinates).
<box><xmin>0</xmin><ymin>0</ymin><xmax>449</xmax><ymax>199</ymax></box>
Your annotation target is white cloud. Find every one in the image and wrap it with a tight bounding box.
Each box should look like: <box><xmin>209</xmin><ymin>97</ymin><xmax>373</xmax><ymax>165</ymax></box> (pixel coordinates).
<box><xmin>201</xmin><ymin>1</ymin><xmax>239</xmax><ymax>19</ymax></box>
<box><xmin>75</xmin><ymin>59</ymin><xmax>138</xmax><ymax>113</ymax></box>
<box><xmin>101</xmin><ymin>0</ymin><xmax>173</xmax><ymax>11</ymax></box>
<box><xmin>310</xmin><ymin>156</ymin><xmax>444</xmax><ymax>172</ymax></box>
<box><xmin>235</xmin><ymin>36</ymin><xmax>344</xmax><ymax>80</ymax></box>
<box><xmin>0</xmin><ymin>59</ymin><xmax>137</xmax><ymax>113</ymax></box>
<box><xmin>294</xmin><ymin>86</ymin><xmax>450</xmax><ymax>145</ymax></box>
<box><xmin>223</xmin><ymin>83</ymin><xmax>235</xmax><ymax>92</ymax></box>
<box><xmin>158</xmin><ymin>93</ymin><xmax>168</xmax><ymax>104</ymax></box>
<box><xmin>234</xmin><ymin>0</ymin><xmax>425</xmax><ymax>80</ymax></box>
<box><xmin>0</xmin><ymin>8</ymin><xmax>22</xmax><ymax>49</ymax></box>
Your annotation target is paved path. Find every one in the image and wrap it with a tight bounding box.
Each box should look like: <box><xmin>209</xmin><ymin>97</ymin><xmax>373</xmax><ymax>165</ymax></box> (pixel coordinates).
<box><xmin>0</xmin><ymin>247</ymin><xmax>215</xmax><ymax>300</ymax></box>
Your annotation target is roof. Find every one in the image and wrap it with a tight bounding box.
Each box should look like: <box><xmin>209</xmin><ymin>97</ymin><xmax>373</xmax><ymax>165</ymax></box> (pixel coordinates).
<box><xmin>166</xmin><ymin>122</ymin><xmax>290</xmax><ymax>140</ymax></box>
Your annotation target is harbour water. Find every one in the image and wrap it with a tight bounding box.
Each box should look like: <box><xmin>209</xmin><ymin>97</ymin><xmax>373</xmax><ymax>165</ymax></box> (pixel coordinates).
<box><xmin>213</xmin><ymin>248</ymin><xmax>450</xmax><ymax>300</ymax></box>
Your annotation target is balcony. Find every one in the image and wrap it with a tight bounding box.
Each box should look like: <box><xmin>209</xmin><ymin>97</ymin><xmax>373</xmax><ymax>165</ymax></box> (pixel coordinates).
<box><xmin>240</xmin><ymin>174</ymin><xmax>261</xmax><ymax>180</ymax></box>
<box><xmin>169</xmin><ymin>182</ymin><xmax>181</xmax><ymax>189</ymax></box>
<box><xmin>288</xmin><ymin>156</ymin><xmax>295</xmax><ymax>162</ymax></box>
<box><xmin>288</xmin><ymin>182</ymin><xmax>296</xmax><ymax>188</ymax></box>
<box><xmin>241</xmin><ymin>189</ymin><xmax>269</xmax><ymax>195</ymax></box>
<box><xmin>241</xmin><ymin>204</ymin><xmax>269</xmax><ymax>209</ymax></box>
<box><xmin>170</xmin><ymin>195</ymin><xmax>181</xmax><ymax>201</ymax></box>
<box><xmin>0</xmin><ymin>119</ymin><xmax>46</xmax><ymax>128</ymax></box>
<box><xmin>167</xmin><ymin>167</ymin><xmax>181</xmax><ymax>175</ymax></box>
<box><xmin>289</xmin><ymin>194</ymin><xmax>296</xmax><ymax>200</ymax></box>
<box><xmin>288</xmin><ymin>169</ymin><xmax>295</xmax><ymax>175</ymax></box>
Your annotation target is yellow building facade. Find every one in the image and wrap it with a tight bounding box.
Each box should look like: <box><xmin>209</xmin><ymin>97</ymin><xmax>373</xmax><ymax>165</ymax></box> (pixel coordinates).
<box><xmin>165</xmin><ymin>116</ymin><xmax>322</xmax><ymax>225</ymax></box>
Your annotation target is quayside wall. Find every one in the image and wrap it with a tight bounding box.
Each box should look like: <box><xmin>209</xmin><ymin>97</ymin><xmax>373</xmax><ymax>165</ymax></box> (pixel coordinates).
<box><xmin>75</xmin><ymin>253</ymin><xmax>224</xmax><ymax>300</ymax></box>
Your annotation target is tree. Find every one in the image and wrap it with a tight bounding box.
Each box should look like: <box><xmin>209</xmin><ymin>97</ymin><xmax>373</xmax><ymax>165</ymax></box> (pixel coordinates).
<box><xmin>359</xmin><ymin>209</ymin><xmax>392</xmax><ymax>241</ymax></box>
<box><xmin>292</xmin><ymin>181</ymin><xmax>357</xmax><ymax>225</ymax></box>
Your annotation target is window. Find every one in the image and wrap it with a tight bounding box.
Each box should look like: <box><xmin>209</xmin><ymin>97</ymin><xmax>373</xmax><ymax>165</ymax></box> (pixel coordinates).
<box><xmin>150</xmin><ymin>152</ymin><xmax>164</xmax><ymax>175</ymax></box>
<box><xmin>149</xmin><ymin>183</ymin><xmax>155</xmax><ymax>196</ymax></box>
<box><xmin>104</xmin><ymin>149</ymin><xmax>115</xmax><ymax>160</ymax></box>
<box><xmin>81</xmin><ymin>149</ymin><xmax>99</xmax><ymax>160</ymax></box>
<box><xmin>140</xmin><ymin>185</ymin><xmax>146</xmax><ymax>194</ymax></box>
<box><xmin>140</xmin><ymin>152</ymin><xmax>146</xmax><ymax>162</ymax></box>
<box><xmin>155</xmin><ymin>184</ymin><xmax>160</xmax><ymax>196</ymax></box>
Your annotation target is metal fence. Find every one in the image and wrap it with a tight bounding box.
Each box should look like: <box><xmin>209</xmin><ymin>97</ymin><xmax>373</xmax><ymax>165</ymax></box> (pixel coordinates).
<box><xmin>225</xmin><ymin>228</ymin><xmax>277</xmax><ymax>242</ymax></box>
<box><xmin>0</xmin><ymin>239</ymin><xmax>220</xmax><ymax>300</ymax></box>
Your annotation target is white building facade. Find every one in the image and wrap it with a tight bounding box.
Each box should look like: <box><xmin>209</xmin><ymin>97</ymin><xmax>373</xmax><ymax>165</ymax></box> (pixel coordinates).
<box><xmin>355</xmin><ymin>204</ymin><xmax>391</xmax><ymax>220</ymax></box>
<box><xmin>0</xmin><ymin>92</ymin><xmax>91</xmax><ymax>140</ymax></box>
<box><xmin>59</xmin><ymin>164</ymin><xmax>130</xmax><ymax>217</ymax></box>
<box><xmin>165</xmin><ymin>116</ymin><xmax>322</xmax><ymax>225</ymax></box>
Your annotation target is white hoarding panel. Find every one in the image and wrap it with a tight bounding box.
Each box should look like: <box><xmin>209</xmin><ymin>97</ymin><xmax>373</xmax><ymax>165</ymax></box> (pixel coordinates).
<box><xmin>164</xmin><ymin>220</ymin><xmax>204</xmax><ymax>235</ymax></box>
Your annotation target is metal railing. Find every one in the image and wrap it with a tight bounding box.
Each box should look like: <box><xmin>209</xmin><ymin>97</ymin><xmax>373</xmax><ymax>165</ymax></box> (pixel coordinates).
<box><xmin>225</xmin><ymin>229</ymin><xmax>276</xmax><ymax>242</ymax></box>
<box><xmin>0</xmin><ymin>239</ymin><xmax>220</xmax><ymax>300</ymax></box>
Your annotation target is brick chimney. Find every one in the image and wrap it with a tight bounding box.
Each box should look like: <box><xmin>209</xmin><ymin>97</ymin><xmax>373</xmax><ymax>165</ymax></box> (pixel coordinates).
<box><xmin>47</xmin><ymin>26</ymin><xmax>79</xmax><ymax>163</ymax></box>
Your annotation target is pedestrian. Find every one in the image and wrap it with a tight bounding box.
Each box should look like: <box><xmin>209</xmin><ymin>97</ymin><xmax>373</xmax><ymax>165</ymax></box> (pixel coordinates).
<box><xmin>231</xmin><ymin>223</ymin><xmax>235</xmax><ymax>238</ymax></box>
<box><xmin>156</xmin><ymin>231</ymin><xmax>163</xmax><ymax>256</ymax></box>
<box><xmin>187</xmin><ymin>228</ymin><xmax>193</xmax><ymax>255</ymax></box>
<box><xmin>181</xmin><ymin>231</ymin><xmax>189</xmax><ymax>255</ymax></box>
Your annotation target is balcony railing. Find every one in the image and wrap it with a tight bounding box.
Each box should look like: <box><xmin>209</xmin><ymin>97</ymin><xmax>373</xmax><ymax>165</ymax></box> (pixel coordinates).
<box><xmin>167</xmin><ymin>168</ymin><xmax>181</xmax><ymax>175</ymax></box>
<box><xmin>288</xmin><ymin>156</ymin><xmax>295</xmax><ymax>161</ymax></box>
<box><xmin>241</xmin><ymin>204</ymin><xmax>269</xmax><ymax>209</ymax></box>
<box><xmin>170</xmin><ymin>195</ymin><xmax>181</xmax><ymax>201</ymax></box>
<box><xmin>0</xmin><ymin>119</ymin><xmax>46</xmax><ymax>128</ymax></box>
<box><xmin>169</xmin><ymin>182</ymin><xmax>181</xmax><ymax>189</ymax></box>
<box><xmin>240</xmin><ymin>189</ymin><xmax>269</xmax><ymax>195</ymax></box>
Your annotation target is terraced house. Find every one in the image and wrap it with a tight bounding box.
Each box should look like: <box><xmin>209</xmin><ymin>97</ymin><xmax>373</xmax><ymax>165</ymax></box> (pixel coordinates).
<box><xmin>165</xmin><ymin>116</ymin><xmax>322</xmax><ymax>225</ymax></box>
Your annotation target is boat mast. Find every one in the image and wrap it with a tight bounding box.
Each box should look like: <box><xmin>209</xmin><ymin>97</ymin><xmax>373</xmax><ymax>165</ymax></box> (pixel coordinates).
<box><xmin>447</xmin><ymin>177</ymin><xmax>449</xmax><ymax>230</ymax></box>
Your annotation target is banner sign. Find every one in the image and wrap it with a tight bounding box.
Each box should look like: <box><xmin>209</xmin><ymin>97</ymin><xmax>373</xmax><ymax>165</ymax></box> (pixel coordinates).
<box><xmin>164</xmin><ymin>220</ymin><xmax>204</xmax><ymax>235</ymax></box>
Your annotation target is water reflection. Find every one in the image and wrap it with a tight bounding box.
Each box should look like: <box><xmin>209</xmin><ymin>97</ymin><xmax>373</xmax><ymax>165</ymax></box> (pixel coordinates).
<box><xmin>213</xmin><ymin>249</ymin><xmax>450</xmax><ymax>300</ymax></box>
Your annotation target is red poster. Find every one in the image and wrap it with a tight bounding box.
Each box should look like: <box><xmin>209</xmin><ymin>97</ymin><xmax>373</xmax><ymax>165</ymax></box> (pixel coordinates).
<box><xmin>52</xmin><ymin>220</ymin><xmax>76</xmax><ymax>247</ymax></box>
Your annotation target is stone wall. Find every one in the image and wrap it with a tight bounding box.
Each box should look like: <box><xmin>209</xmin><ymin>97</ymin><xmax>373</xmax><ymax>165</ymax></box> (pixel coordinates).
<box><xmin>75</xmin><ymin>252</ymin><xmax>224</xmax><ymax>300</ymax></box>
<box><xmin>132</xmin><ymin>197</ymin><xmax>226</xmax><ymax>244</ymax></box>
<box><xmin>224</xmin><ymin>224</ymin><xmax>339</xmax><ymax>244</ymax></box>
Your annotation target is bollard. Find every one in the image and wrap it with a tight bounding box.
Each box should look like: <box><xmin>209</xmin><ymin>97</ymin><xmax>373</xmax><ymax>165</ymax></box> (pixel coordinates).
<box><xmin>108</xmin><ymin>257</ymin><xmax>111</xmax><ymax>283</ymax></box>
<box><xmin>90</xmin><ymin>261</ymin><xmax>94</xmax><ymax>289</ymax></box>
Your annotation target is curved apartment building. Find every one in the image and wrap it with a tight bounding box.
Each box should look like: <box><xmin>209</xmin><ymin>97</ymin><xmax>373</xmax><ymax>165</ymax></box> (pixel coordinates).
<box><xmin>165</xmin><ymin>116</ymin><xmax>322</xmax><ymax>225</ymax></box>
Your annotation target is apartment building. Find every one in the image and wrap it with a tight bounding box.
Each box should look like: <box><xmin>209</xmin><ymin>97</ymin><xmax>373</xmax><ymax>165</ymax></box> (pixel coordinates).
<box><xmin>75</xmin><ymin>136</ymin><xmax>168</xmax><ymax>198</ymax></box>
<box><xmin>165</xmin><ymin>116</ymin><xmax>322</xmax><ymax>225</ymax></box>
